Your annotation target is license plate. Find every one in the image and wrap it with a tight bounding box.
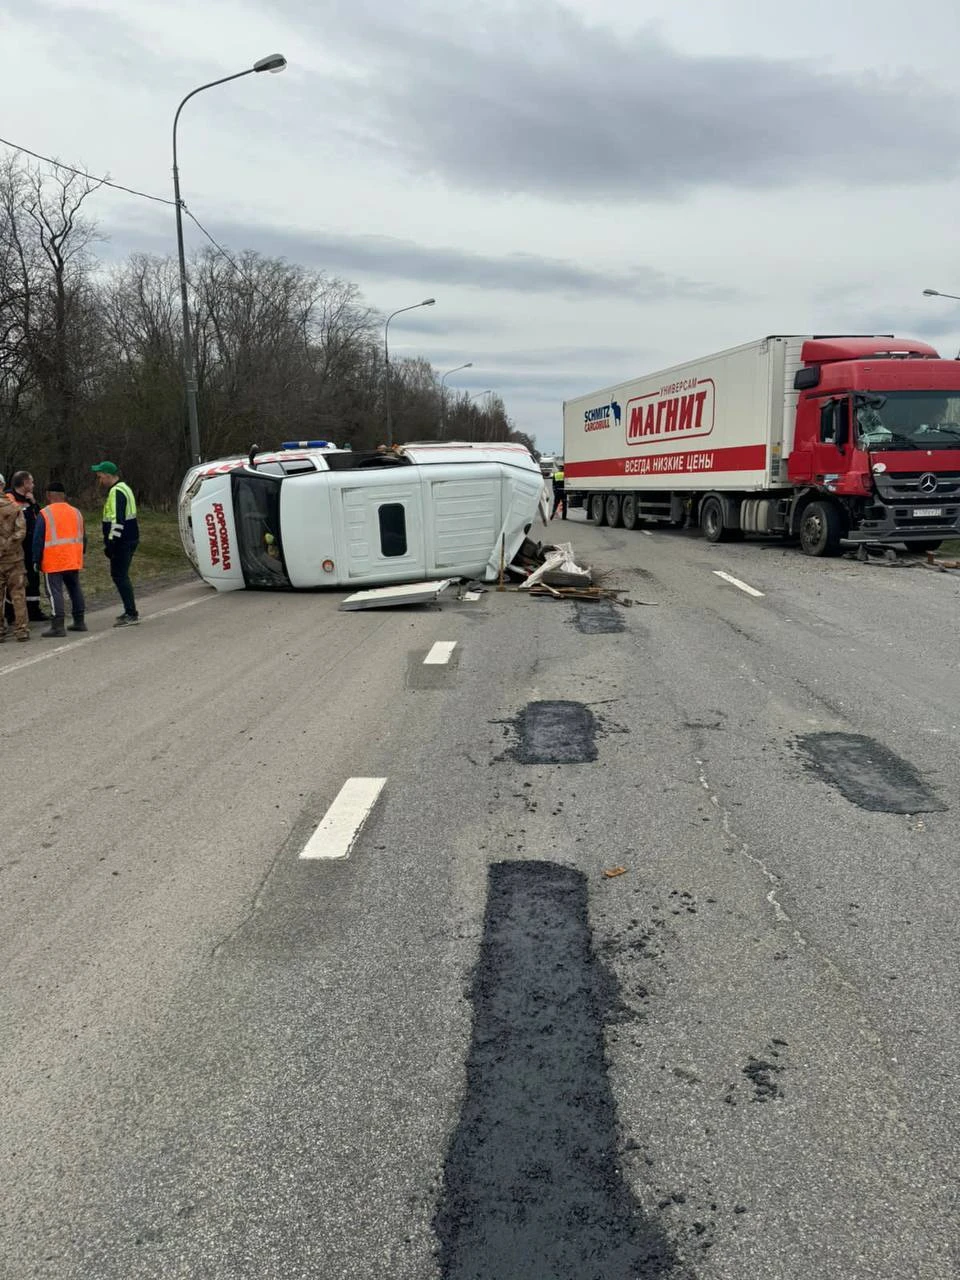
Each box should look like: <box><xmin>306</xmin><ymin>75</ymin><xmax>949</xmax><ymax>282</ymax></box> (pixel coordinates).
<box><xmin>912</xmin><ymin>507</ymin><xmax>943</xmax><ymax>518</ymax></box>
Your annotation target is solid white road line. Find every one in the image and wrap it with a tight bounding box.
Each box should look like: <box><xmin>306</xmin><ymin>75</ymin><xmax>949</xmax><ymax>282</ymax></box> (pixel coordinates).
<box><xmin>0</xmin><ymin>594</ymin><xmax>212</xmax><ymax>679</ymax></box>
<box><xmin>299</xmin><ymin>777</ymin><xmax>387</xmax><ymax>861</ymax></box>
<box><xmin>713</xmin><ymin>570</ymin><xmax>765</xmax><ymax>598</ymax></box>
<box><xmin>424</xmin><ymin>641</ymin><xmax>457</xmax><ymax>665</ymax></box>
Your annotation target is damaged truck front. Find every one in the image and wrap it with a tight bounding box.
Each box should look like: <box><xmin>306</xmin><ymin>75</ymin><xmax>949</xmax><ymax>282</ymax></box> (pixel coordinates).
<box><xmin>178</xmin><ymin>442</ymin><xmax>547</xmax><ymax>592</ymax></box>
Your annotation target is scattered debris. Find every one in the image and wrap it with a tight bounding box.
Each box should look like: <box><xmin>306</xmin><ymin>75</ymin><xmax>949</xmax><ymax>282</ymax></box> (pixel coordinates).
<box><xmin>845</xmin><ymin>545</ymin><xmax>960</xmax><ymax>574</ymax></box>
<box><xmin>519</xmin><ymin>541</ymin><xmax>592</xmax><ymax>591</ymax></box>
<box><xmin>742</xmin><ymin>1055</ymin><xmax>784</xmax><ymax>1102</ymax></box>
<box><xmin>602</xmin><ymin>866</ymin><xmax>628</xmax><ymax>879</ymax></box>
<box><xmin>340</xmin><ymin>579</ymin><xmax>457</xmax><ymax>611</ymax></box>
<box><xmin>922</xmin><ymin>549</ymin><xmax>960</xmax><ymax>573</ymax></box>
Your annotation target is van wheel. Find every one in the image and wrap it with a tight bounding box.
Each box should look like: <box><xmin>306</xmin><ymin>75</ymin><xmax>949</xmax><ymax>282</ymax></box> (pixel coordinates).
<box><xmin>605</xmin><ymin>493</ymin><xmax>623</xmax><ymax>527</ymax></box>
<box><xmin>621</xmin><ymin>494</ymin><xmax>639</xmax><ymax>530</ymax></box>
<box><xmin>591</xmin><ymin>494</ymin><xmax>608</xmax><ymax>526</ymax></box>
<box><xmin>700</xmin><ymin>496</ymin><xmax>729</xmax><ymax>543</ymax></box>
<box><xmin>799</xmin><ymin>501</ymin><xmax>844</xmax><ymax>557</ymax></box>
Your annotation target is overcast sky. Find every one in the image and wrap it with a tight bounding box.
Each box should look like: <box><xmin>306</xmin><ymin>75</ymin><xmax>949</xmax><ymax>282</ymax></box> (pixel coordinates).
<box><xmin>4</xmin><ymin>0</ymin><xmax>960</xmax><ymax>453</ymax></box>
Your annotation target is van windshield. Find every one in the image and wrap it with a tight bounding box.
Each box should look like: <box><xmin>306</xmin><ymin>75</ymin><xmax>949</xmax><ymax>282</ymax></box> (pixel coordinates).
<box><xmin>231</xmin><ymin>472</ymin><xmax>290</xmax><ymax>588</ymax></box>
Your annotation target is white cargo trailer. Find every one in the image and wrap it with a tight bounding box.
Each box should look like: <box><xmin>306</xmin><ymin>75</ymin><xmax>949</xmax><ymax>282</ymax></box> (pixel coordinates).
<box><xmin>563</xmin><ymin>337</ymin><xmax>794</xmax><ymax>527</ymax></box>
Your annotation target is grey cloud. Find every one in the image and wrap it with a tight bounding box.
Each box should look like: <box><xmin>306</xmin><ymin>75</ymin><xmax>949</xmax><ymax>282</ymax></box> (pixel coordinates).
<box><xmin>827</xmin><ymin>306</ymin><xmax>960</xmax><ymax>343</ymax></box>
<box><xmin>418</xmin><ymin>345</ymin><xmax>653</xmax><ymax>370</ymax></box>
<box><xmin>283</xmin><ymin>0</ymin><xmax>960</xmax><ymax>200</ymax></box>
<box><xmin>450</xmin><ymin>368</ymin><xmax>619</xmax><ymax>396</ymax></box>
<box><xmin>11</xmin><ymin>0</ymin><xmax>215</xmax><ymax>88</ymax></box>
<box><xmin>103</xmin><ymin>214</ymin><xmax>734</xmax><ymax>301</ymax></box>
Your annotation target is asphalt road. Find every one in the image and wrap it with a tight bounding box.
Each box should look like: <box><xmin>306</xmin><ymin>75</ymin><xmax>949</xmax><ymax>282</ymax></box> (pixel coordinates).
<box><xmin>1</xmin><ymin>517</ymin><xmax>958</xmax><ymax>1279</ymax></box>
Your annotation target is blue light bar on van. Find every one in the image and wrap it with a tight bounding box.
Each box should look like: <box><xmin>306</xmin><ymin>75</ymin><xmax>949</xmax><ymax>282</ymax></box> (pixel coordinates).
<box><xmin>281</xmin><ymin>440</ymin><xmax>333</xmax><ymax>450</ymax></box>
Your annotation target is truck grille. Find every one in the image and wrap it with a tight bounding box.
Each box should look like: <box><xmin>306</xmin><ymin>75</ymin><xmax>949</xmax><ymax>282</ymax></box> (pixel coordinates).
<box><xmin>873</xmin><ymin>470</ymin><xmax>960</xmax><ymax>500</ymax></box>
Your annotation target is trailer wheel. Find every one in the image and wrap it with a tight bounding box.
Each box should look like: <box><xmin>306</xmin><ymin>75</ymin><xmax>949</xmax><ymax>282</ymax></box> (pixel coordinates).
<box><xmin>799</xmin><ymin>500</ymin><xmax>844</xmax><ymax>557</ymax></box>
<box><xmin>591</xmin><ymin>494</ymin><xmax>608</xmax><ymax>526</ymax></box>
<box><xmin>700</xmin><ymin>496</ymin><xmax>729</xmax><ymax>543</ymax></box>
<box><xmin>621</xmin><ymin>494</ymin><xmax>640</xmax><ymax>530</ymax></box>
<box><xmin>605</xmin><ymin>493</ymin><xmax>623</xmax><ymax>528</ymax></box>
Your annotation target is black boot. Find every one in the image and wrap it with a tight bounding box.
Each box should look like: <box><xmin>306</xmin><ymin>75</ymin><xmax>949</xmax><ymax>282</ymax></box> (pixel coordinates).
<box><xmin>68</xmin><ymin>614</ymin><xmax>88</xmax><ymax>632</ymax></box>
<box><xmin>41</xmin><ymin>617</ymin><xmax>66</xmax><ymax>638</ymax></box>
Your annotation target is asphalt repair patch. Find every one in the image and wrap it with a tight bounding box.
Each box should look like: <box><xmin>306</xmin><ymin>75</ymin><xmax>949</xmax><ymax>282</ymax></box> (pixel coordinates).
<box><xmin>434</xmin><ymin>861</ymin><xmax>684</xmax><ymax>1279</ymax></box>
<box><xmin>508</xmin><ymin>700</ymin><xmax>598</xmax><ymax>765</ymax></box>
<box><xmin>575</xmin><ymin>599</ymin><xmax>626</xmax><ymax>634</ymax></box>
<box><xmin>796</xmin><ymin>732</ymin><xmax>946</xmax><ymax>814</ymax></box>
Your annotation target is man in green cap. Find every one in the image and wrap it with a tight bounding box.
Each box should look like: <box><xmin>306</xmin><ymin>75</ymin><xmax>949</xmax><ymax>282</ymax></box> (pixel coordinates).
<box><xmin>91</xmin><ymin>461</ymin><xmax>140</xmax><ymax>626</ymax></box>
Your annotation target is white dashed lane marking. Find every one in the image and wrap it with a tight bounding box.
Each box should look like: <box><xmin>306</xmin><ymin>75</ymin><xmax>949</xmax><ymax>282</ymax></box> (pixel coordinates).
<box><xmin>299</xmin><ymin>778</ymin><xmax>387</xmax><ymax>861</ymax></box>
<box><xmin>424</xmin><ymin>641</ymin><xmax>457</xmax><ymax>665</ymax></box>
<box><xmin>713</xmin><ymin>570</ymin><xmax>765</xmax><ymax>598</ymax></box>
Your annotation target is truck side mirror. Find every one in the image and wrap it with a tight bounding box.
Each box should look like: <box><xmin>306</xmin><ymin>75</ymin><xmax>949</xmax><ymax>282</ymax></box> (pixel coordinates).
<box><xmin>795</xmin><ymin>367</ymin><xmax>821</xmax><ymax>390</ymax></box>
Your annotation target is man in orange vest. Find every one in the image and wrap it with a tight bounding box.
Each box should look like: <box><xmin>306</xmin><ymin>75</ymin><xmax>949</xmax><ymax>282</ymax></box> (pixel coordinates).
<box><xmin>33</xmin><ymin>482</ymin><xmax>87</xmax><ymax>638</ymax></box>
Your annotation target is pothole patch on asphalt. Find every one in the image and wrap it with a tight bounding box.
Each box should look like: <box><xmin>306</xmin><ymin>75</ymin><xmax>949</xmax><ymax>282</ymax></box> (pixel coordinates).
<box><xmin>575</xmin><ymin>599</ymin><xmax>626</xmax><ymax>634</ymax></box>
<box><xmin>796</xmin><ymin>732</ymin><xmax>946</xmax><ymax>814</ymax></box>
<box><xmin>509</xmin><ymin>700</ymin><xmax>598</xmax><ymax>764</ymax></box>
<box><xmin>434</xmin><ymin>861</ymin><xmax>683</xmax><ymax>1278</ymax></box>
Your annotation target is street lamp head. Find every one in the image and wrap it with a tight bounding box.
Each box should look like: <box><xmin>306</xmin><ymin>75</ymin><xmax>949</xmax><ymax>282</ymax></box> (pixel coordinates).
<box><xmin>422</xmin><ymin>298</ymin><xmax>436</xmax><ymax>306</ymax></box>
<box><xmin>464</xmin><ymin>362</ymin><xmax>473</xmax><ymax>369</ymax></box>
<box><xmin>254</xmin><ymin>53</ymin><xmax>287</xmax><ymax>73</ymax></box>
<box><xmin>923</xmin><ymin>289</ymin><xmax>940</xmax><ymax>297</ymax></box>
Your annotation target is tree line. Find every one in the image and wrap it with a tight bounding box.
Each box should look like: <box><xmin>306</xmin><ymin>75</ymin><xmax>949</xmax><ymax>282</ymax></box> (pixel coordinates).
<box><xmin>0</xmin><ymin>155</ymin><xmax>535</xmax><ymax>506</ymax></box>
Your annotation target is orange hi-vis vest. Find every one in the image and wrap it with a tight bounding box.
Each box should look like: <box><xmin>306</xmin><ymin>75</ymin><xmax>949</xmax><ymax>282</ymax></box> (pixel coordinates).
<box><xmin>40</xmin><ymin>502</ymin><xmax>84</xmax><ymax>572</ymax></box>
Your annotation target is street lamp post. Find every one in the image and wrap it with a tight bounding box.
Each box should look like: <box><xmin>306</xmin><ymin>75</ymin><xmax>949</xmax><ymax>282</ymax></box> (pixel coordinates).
<box><xmin>923</xmin><ymin>288</ymin><xmax>960</xmax><ymax>302</ymax></box>
<box><xmin>384</xmin><ymin>298</ymin><xmax>436</xmax><ymax>446</ymax></box>
<box><xmin>173</xmin><ymin>53</ymin><xmax>287</xmax><ymax>466</ymax></box>
<box><xmin>469</xmin><ymin>389</ymin><xmax>494</xmax><ymax>402</ymax></box>
<box><xmin>439</xmin><ymin>362</ymin><xmax>473</xmax><ymax>435</ymax></box>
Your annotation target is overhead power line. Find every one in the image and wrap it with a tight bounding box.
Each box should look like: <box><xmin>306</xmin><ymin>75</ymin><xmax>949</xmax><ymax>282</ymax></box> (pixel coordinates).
<box><xmin>0</xmin><ymin>133</ymin><xmax>277</xmax><ymax>303</ymax></box>
<box><xmin>0</xmin><ymin>134</ymin><xmax>176</xmax><ymax>206</ymax></box>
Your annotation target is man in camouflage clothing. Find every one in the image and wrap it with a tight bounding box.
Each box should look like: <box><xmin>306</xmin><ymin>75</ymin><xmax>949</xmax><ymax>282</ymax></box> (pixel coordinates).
<box><xmin>0</xmin><ymin>473</ymin><xmax>29</xmax><ymax>642</ymax></box>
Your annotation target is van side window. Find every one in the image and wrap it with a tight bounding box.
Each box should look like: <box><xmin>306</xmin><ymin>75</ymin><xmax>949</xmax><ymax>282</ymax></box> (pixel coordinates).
<box><xmin>378</xmin><ymin>503</ymin><xmax>407</xmax><ymax>557</ymax></box>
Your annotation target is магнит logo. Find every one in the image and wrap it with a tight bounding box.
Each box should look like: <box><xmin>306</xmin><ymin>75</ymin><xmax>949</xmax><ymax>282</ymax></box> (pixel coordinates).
<box><xmin>626</xmin><ymin>380</ymin><xmax>715</xmax><ymax>446</ymax></box>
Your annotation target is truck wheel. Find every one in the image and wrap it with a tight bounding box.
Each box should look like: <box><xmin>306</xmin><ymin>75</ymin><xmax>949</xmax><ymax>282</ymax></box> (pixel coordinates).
<box><xmin>605</xmin><ymin>493</ymin><xmax>623</xmax><ymax>527</ymax></box>
<box><xmin>621</xmin><ymin>494</ymin><xmax>639</xmax><ymax>530</ymax></box>
<box><xmin>700</xmin><ymin>496</ymin><xmax>729</xmax><ymax>543</ymax></box>
<box><xmin>799</xmin><ymin>501</ymin><xmax>844</xmax><ymax>557</ymax></box>
<box><xmin>591</xmin><ymin>494</ymin><xmax>608</xmax><ymax>526</ymax></box>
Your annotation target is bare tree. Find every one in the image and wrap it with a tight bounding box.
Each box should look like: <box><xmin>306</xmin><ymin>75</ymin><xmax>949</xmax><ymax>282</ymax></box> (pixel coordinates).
<box><xmin>1</xmin><ymin>158</ymin><xmax>536</xmax><ymax>500</ymax></box>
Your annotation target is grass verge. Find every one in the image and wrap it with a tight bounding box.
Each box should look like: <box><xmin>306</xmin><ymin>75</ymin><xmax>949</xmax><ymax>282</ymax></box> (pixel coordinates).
<box><xmin>79</xmin><ymin>509</ymin><xmax>193</xmax><ymax>605</ymax></box>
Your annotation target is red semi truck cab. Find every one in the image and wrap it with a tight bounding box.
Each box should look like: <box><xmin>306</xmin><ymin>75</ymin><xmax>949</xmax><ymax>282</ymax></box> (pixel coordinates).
<box><xmin>787</xmin><ymin>337</ymin><xmax>960</xmax><ymax>546</ymax></box>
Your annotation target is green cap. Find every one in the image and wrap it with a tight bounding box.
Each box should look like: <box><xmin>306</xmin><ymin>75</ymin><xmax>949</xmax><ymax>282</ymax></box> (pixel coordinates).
<box><xmin>91</xmin><ymin>461</ymin><xmax>119</xmax><ymax>475</ymax></box>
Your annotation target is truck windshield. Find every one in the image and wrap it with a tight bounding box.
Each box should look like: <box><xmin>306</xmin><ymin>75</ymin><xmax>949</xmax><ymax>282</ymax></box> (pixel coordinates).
<box><xmin>231</xmin><ymin>472</ymin><xmax>290</xmax><ymax>588</ymax></box>
<box><xmin>855</xmin><ymin>391</ymin><xmax>960</xmax><ymax>450</ymax></box>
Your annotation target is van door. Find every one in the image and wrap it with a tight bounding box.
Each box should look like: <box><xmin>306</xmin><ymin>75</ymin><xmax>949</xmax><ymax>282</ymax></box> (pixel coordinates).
<box><xmin>332</xmin><ymin>473</ymin><xmax>426</xmax><ymax>581</ymax></box>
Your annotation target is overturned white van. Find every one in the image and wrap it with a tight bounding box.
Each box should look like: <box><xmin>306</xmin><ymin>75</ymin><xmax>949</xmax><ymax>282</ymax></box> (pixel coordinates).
<box><xmin>178</xmin><ymin>441</ymin><xmax>548</xmax><ymax>592</ymax></box>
